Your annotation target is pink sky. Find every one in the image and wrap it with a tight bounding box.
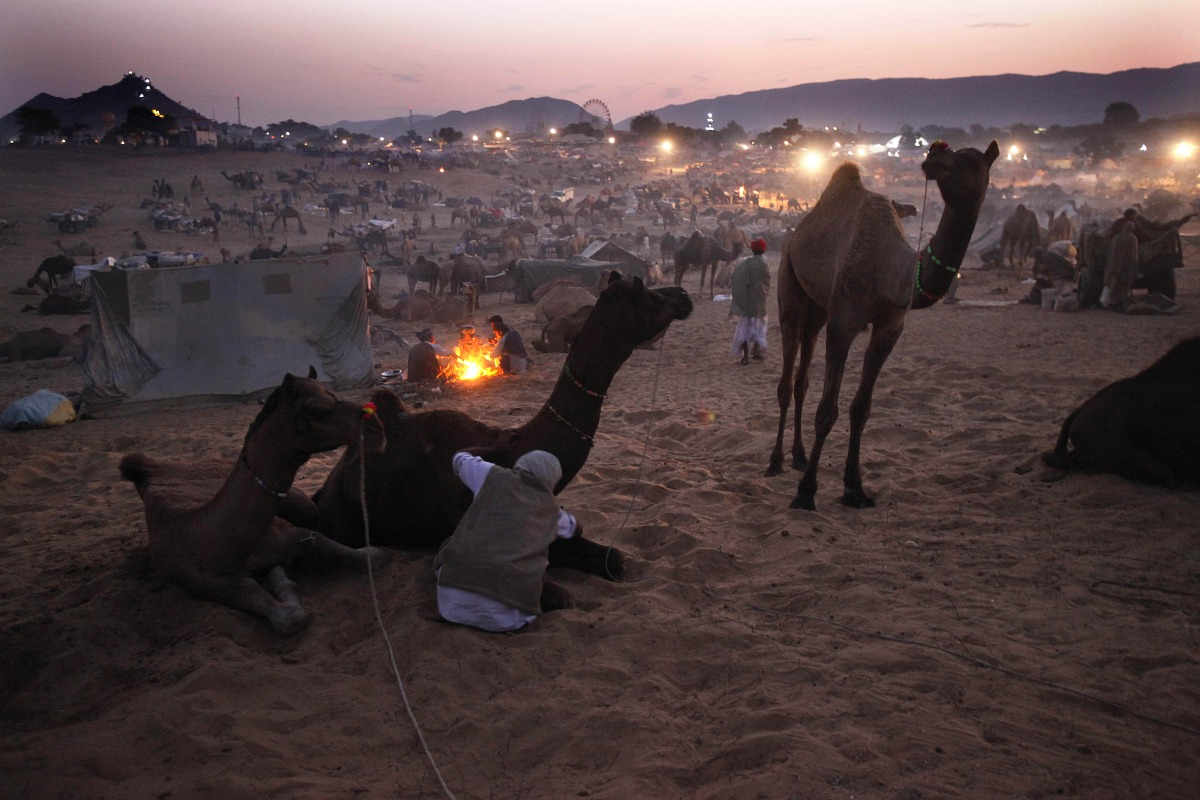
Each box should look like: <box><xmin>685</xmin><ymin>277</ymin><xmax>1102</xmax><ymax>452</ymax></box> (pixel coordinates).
<box><xmin>3</xmin><ymin>0</ymin><xmax>1198</xmax><ymax>127</ymax></box>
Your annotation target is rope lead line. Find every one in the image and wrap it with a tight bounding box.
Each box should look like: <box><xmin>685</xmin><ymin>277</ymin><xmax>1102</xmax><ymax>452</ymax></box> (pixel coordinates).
<box><xmin>359</xmin><ymin>431</ymin><xmax>458</xmax><ymax>800</ymax></box>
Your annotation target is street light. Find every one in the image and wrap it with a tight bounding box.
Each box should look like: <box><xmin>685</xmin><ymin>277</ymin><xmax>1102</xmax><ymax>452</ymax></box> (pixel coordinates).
<box><xmin>801</xmin><ymin>151</ymin><xmax>824</xmax><ymax>201</ymax></box>
<box><xmin>1173</xmin><ymin>141</ymin><xmax>1197</xmax><ymax>159</ymax></box>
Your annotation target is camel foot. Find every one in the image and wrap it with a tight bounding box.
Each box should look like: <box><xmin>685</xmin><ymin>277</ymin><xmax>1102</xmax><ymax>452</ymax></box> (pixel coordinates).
<box><xmin>790</xmin><ymin>455</ymin><xmax>809</xmax><ymax>472</ymax></box>
<box><xmin>765</xmin><ymin>460</ymin><xmax>783</xmax><ymax>477</ymax></box>
<box><xmin>549</xmin><ymin>535</ymin><xmax>626</xmax><ymax>581</ymax></box>
<box><xmin>840</xmin><ymin>490</ymin><xmax>876</xmax><ymax>509</ymax></box>
<box><xmin>540</xmin><ymin>580</ymin><xmax>574</xmax><ymax>613</ymax></box>
<box><xmin>268</xmin><ymin>604</ymin><xmax>313</xmax><ymax>636</ymax></box>
<box><xmin>789</xmin><ymin>494</ymin><xmax>817</xmax><ymax>511</ymax></box>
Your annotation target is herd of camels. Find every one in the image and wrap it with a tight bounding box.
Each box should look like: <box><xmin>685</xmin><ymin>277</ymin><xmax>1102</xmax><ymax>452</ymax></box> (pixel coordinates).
<box><xmin>118</xmin><ymin>140</ymin><xmax>1197</xmax><ymax>632</ymax></box>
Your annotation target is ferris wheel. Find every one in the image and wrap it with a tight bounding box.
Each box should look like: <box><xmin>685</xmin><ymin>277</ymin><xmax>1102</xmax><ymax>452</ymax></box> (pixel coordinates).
<box><xmin>578</xmin><ymin>99</ymin><xmax>613</xmax><ymax>130</ymax></box>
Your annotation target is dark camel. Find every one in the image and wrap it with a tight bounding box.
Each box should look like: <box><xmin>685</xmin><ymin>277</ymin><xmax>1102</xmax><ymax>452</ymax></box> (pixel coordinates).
<box><xmin>1000</xmin><ymin>204</ymin><xmax>1041</xmax><ymax>272</ymax></box>
<box><xmin>407</xmin><ymin>255</ymin><xmax>440</xmax><ymax>294</ymax></box>
<box><xmin>768</xmin><ymin>140</ymin><xmax>999</xmax><ymax>510</ymax></box>
<box><xmin>674</xmin><ymin>231</ymin><xmax>736</xmax><ymax>299</ymax></box>
<box><xmin>119</xmin><ymin>370</ymin><xmax>389</xmax><ymax>634</ymax></box>
<box><xmin>1042</xmin><ymin>336</ymin><xmax>1199</xmax><ymax>486</ymax></box>
<box><xmin>293</xmin><ymin>273</ymin><xmax>694</xmax><ymax>582</ymax></box>
<box><xmin>26</xmin><ymin>255</ymin><xmax>75</xmax><ymax>292</ymax></box>
<box><xmin>249</xmin><ymin>243</ymin><xmax>287</xmax><ymax>260</ymax></box>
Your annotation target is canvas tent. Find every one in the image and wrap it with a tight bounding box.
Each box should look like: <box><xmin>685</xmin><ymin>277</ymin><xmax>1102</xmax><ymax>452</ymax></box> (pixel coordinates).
<box><xmin>508</xmin><ymin>256</ymin><xmax>640</xmax><ymax>303</ymax></box>
<box><xmin>81</xmin><ymin>253</ymin><xmax>373</xmax><ymax>409</ymax></box>
<box><xmin>579</xmin><ymin>240</ymin><xmax>648</xmax><ymax>275</ymax></box>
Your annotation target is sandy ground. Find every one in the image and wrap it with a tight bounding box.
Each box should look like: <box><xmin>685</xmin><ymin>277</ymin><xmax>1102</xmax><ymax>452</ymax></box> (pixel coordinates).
<box><xmin>0</xmin><ymin>147</ymin><xmax>1198</xmax><ymax>800</ymax></box>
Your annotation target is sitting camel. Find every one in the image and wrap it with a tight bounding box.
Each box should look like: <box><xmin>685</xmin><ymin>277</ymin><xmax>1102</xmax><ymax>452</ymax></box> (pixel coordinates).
<box><xmin>119</xmin><ymin>370</ymin><xmax>389</xmax><ymax>634</ymax></box>
<box><xmin>0</xmin><ymin>325</ymin><xmax>90</xmax><ymax>362</ymax></box>
<box><xmin>535</xmin><ymin>283</ymin><xmax>596</xmax><ymax>324</ymax></box>
<box><xmin>533</xmin><ymin>305</ymin><xmax>593</xmax><ymax>353</ymax></box>
<box><xmin>289</xmin><ymin>274</ymin><xmax>694</xmax><ymax>585</ymax></box>
<box><xmin>674</xmin><ymin>231</ymin><xmax>736</xmax><ymax>299</ymax></box>
<box><xmin>1042</xmin><ymin>336</ymin><xmax>1199</xmax><ymax>486</ymax></box>
<box><xmin>249</xmin><ymin>242</ymin><xmax>287</xmax><ymax>260</ymax></box>
<box><xmin>768</xmin><ymin>141</ymin><xmax>999</xmax><ymax>511</ymax></box>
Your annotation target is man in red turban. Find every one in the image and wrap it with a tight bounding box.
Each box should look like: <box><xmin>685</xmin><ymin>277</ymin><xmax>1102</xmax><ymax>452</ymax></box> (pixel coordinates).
<box><xmin>729</xmin><ymin>238</ymin><xmax>771</xmax><ymax>365</ymax></box>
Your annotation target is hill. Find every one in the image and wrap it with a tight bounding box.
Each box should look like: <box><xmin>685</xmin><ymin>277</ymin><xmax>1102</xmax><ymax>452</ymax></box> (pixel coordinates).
<box><xmin>626</xmin><ymin>63</ymin><xmax>1200</xmax><ymax>134</ymax></box>
<box><xmin>331</xmin><ymin>97</ymin><xmax>591</xmax><ymax>140</ymax></box>
<box><xmin>0</xmin><ymin>73</ymin><xmax>206</xmax><ymax>140</ymax></box>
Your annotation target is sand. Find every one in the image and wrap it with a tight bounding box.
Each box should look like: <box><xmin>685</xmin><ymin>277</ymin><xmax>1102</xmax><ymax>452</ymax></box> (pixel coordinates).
<box><xmin>0</xmin><ymin>147</ymin><xmax>1197</xmax><ymax>799</ymax></box>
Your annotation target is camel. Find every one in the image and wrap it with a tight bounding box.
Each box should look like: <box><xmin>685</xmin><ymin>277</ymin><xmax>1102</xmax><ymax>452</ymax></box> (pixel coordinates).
<box><xmin>269</xmin><ymin>206</ymin><xmax>308</xmax><ymax>236</ymax></box>
<box><xmin>533</xmin><ymin>305</ymin><xmax>593</xmax><ymax>353</ymax></box>
<box><xmin>1000</xmin><ymin>204</ymin><xmax>1041</xmax><ymax>272</ymax></box>
<box><xmin>1047</xmin><ymin>209</ymin><xmax>1073</xmax><ymax>243</ymax></box>
<box><xmin>450</xmin><ymin>206</ymin><xmax>474</xmax><ymax>228</ymax></box>
<box><xmin>1042</xmin><ymin>336</ymin><xmax>1199</xmax><ymax>487</ymax></box>
<box><xmin>292</xmin><ymin>273</ymin><xmax>694</xmax><ymax>582</ymax></box>
<box><xmin>674</xmin><ymin>231</ymin><xmax>736</xmax><ymax>299</ymax></box>
<box><xmin>190</xmin><ymin>174</ymin><xmax>204</xmax><ymax>194</ymax></box>
<box><xmin>26</xmin><ymin>255</ymin><xmax>75</xmax><ymax>292</ymax></box>
<box><xmin>535</xmin><ymin>283</ymin><xmax>596</xmax><ymax>324</ymax></box>
<box><xmin>0</xmin><ymin>325</ymin><xmax>90</xmax><ymax>363</ymax></box>
<box><xmin>438</xmin><ymin>253</ymin><xmax>488</xmax><ymax>296</ymax></box>
<box><xmin>249</xmin><ymin>243</ymin><xmax>287</xmax><ymax>260</ymax></box>
<box><xmin>407</xmin><ymin>255</ymin><xmax>440</xmax><ymax>295</ymax></box>
<box><xmin>540</xmin><ymin>198</ymin><xmax>568</xmax><ymax>225</ymax></box>
<box><xmin>502</xmin><ymin>232</ymin><xmax>527</xmax><ymax>260</ymax></box>
<box><xmin>767</xmin><ymin>140</ymin><xmax>999</xmax><ymax>511</ymax></box>
<box><xmin>21</xmin><ymin>294</ymin><xmax>91</xmax><ymax>315</ymax></box>
<box><xmin>52</xmin><ymin>239</ymin><xmax>96</xmax><ymax>259</ymax></box>
<box><xmin>119</xmin><ymin>370</ymin><xmax>389</xmax><ymax>634</ymax></box>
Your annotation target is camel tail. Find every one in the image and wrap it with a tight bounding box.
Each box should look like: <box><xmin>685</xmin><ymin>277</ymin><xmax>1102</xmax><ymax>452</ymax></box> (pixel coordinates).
<box><xmin>1040</xmin><ymin>406</ymin><xmax>1081</xmax><ymax>470</ymax></box>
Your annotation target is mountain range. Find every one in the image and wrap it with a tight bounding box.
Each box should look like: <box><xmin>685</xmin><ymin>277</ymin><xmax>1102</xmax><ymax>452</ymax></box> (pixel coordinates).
<box><xmin>4</xmin><ymin>64</ymin><xmax>1197</xmax><ymax>143</ymax></box>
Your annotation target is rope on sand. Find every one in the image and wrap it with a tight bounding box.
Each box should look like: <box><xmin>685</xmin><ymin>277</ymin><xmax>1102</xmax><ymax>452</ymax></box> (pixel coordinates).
<box><xmin>358</xmin><ymin>430</ymin><xmax>458</xmax><ymax>800</ymax></box>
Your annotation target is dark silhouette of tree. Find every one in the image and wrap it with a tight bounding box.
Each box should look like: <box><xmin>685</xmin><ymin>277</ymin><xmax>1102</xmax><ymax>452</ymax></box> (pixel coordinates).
<box><xmin>438</xmin><ymin>127</ymin><xmax>464</xmax><ymax>144</ymax></box>
<box><xmin>563</xmin><ymin>122</ymin><xmax>600</xmax><ymax>138</ymax></box>
<box><xmin>1075</xmin><ymin>133</ymin><xmax>1124</xmax><ymax>166</ymax></box>
<box><xmin>1103</xmin><ymin>101</ymin><xmax>1140</xmax><ymax>127</ymax></box>
<box><xmin>120</xmin><ymin>105</ymin><xmax>175</xmax><ymax>140</ymax></box>
<box><xmin>630</xmin><ymin>112</ymin><xmax>663</xmax><ymax>137</ymax></box>
<box><xmin>15</xmin><ymin>106</ymin><xmax>62</xmax><ymax>142</ymax></box>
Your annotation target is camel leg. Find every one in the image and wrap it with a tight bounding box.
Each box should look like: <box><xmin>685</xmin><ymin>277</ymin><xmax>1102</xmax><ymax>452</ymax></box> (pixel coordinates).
<box><xmin>792</xmin><ymin>324</ymin><xmax>856</xmax><ymax>510</ymax></box>
<box><xmin>840</xmin><ymin>317</ymin><xmax>903</xmax><ymax>508</ymax></box>
<box><xmin>549</xmin><ymin>534</ymin><xmax>624</xmax><ymax>581</ymax></box>
<box><xmin>769</xmin><ymin>264</ymin><xmax>822</xmax><ymax>475</ymax></box>
<box><xmin>212</xmin><ymin>570</ymin><xmax>312</xmax><ymax>635</ymax></box>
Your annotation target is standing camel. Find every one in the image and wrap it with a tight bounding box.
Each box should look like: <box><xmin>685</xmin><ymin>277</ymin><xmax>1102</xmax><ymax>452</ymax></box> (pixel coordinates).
<box><xmin>269</xmin><ymin>206</ymin><xmax>307</xmax><ymax>236</ymax></box>
<box><xmin>767</xmin><ymin>140</ymin><xmax>999</xmax><ymax>510</ymax></box>
<box><xmin>1000</xmin><ymin>204</ymin><xmax>1040</xmax><ymax>272</ymax></box>
<box><xmin>673</xmin><ymin>231</ymin><xmax>736</xmax><ymax>299</ymax></box>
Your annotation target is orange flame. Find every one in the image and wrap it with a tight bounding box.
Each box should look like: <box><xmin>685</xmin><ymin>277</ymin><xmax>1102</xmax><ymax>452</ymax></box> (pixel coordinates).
<box><xmin>441</xmin><ymin>333</ymin><xmax>503</xmax><ymax>382</ymax></box>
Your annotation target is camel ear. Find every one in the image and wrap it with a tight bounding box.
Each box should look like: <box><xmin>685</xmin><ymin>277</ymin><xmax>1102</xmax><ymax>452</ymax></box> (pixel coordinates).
<box><xmin>307</xmin><ymin>365</ymin><xmax>318</xmax><ymax>380</ymax></box>
<box><xmin>984</xmin><ymin>140</ymin><xmax>1000</xmax><ymax>165</ymax></box>
<box><xmin>608</xmin><ymin>270</ymin><xmax>623</xmax><ymax>285</ymax></box>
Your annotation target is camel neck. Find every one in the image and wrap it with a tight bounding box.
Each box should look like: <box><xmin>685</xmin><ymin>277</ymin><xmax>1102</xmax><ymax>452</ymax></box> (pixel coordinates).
<box><xmin>912</xmin><ymin>199</ymin><xmax>981</xmax><ymax>308</ymax></box>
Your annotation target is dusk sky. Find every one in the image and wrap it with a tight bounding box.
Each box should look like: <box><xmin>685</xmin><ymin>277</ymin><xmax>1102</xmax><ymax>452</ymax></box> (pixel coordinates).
<box><xmin>4</xmin><ymin>1</ymin><xmax>1198</xmax><ymax>128</ymax></box>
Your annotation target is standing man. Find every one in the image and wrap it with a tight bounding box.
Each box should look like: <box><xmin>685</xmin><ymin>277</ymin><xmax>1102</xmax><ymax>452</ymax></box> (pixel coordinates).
<box><xmin>729</xmin><ymin>238</ymin><xmax>771</xmax><ymax>365</ymax></box>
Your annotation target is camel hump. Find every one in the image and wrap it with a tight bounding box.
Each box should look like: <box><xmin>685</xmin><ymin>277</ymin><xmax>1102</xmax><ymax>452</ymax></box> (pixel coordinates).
<box><xmin>827</xmin><ymin>162</ymin><xmax>864</xmax><ymax>191</ymax></box>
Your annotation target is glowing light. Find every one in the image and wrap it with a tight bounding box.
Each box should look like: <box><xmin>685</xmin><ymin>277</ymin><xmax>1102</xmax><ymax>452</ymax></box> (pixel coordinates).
<box><xmin>801</xmin><ymin>151</ymin><xmax>824</xmax><ymax>173</ymax></box>
<box><xmin>608</xmin><ymin>136</ymin><xmax>616</xmax><ymax>145</ymax></box>
<box><xmin>341</xmin><ymin>139</ymin><xmax>348</xmax><ymax>145</ymax></box>
<box><xmin>494</xmin><ymin>131</ymin><xmax>503</xmax><ymax>140</ymax></box>
<box><xmin>1174</xmin><ymin>141</ymin><xmax>1197</xmax><ymax>159</ymax></box>
<box><xmin>549</xmin><ymin>128</ymin><xmax>557</xmax><ymax>135</ymax></box>
<box><xmin>472</xmin><ymin>134</ymin><xmax>479</xmax><ymax>142</ymax></box>
<box><xmin>660</xmin><ymin>140</ymin><xmax>673</xmax><ymax>153</ymax></box>
<box><xmin>151</xmin><ymin>109</ymin><xmax>164</xmax><ymax>118</ymax></box>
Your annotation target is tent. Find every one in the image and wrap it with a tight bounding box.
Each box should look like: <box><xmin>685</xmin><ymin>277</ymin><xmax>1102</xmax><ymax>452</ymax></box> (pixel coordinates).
<box><xmin>508</xmin><ymin>256</ymin><xmax>636</xmax><ymax>303</ymax></box>
<box><xmin>81</xmin><ymin>253</ymin><xmax>373</xmax><ymax>409</ymax></box>
<box><xmin>579</xmin><ymin>240</ymin><xmax>649</xmax><ymax>275</ymax></box>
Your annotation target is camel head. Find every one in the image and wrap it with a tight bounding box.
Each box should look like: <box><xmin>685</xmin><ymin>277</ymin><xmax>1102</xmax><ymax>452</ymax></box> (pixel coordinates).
<box><xmin>920</xmin><ymin>140</ymin><xmax>1000</xmax><ymax>211</ymax></box>
<box><xmin>573</xmin><ymin>272</ymin><xmax>693</xmax><ymax>360</ymax></box>
<box><xmin>247</xmin><ymin>369</ymin><xmax>386</xmax><ymax>460</ymax></box>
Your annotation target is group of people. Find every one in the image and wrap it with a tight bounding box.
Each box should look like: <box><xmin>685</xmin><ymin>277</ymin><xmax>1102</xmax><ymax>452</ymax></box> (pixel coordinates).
<box><xmin>404</xmin><ymin>315</ymin><xmax>530</xmax><ymax>384</ymax></box>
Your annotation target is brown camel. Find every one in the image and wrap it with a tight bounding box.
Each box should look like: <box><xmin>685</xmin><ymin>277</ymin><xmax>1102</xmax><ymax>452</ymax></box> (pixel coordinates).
<box><xmin>768</xmin><ymin>140</ymin><xmax>999</xmax><ymax>511</ymax></box>
<box><xmin>407</xmin><ymin>255</ymin><xmax>440</xmax><ymax>294</ymax></box>
<box><xmin>119</xmin><ymin>370</ymin><xmax>389</xmax><ymax>634</ymax></box>
<box><xmin>1042</xmin><ymin>336</ymin><xmax>1199</xmax><ymax>486</ymax></box>
<box><xmin>249</xmin><ymin>242</ymin><xmax>287</xmax><ymax>260</ymax></box>
<box><xmin>438</xmin><ymin>253</ymin><xmax>488</xmax><ymax>296</ymax></box>
<box><xmin>292</xmin><ymin>274</ymin><xmax>694</xmax><ymax>581</ymax></box>
<box><xmin>0</xmin><ymin>325</ymin><xmax>90</xmax><ymax>362</ymax></box>
<box><xmin>52</xmin><ymin>239</ymin><xmax>97</xmax><ymax>259</ymax></box>
<box><xmin>502</xmin><ymin>232</ymin><xmax>528</xmax><ymax>260</ymax></box>
<box><xmin>269</xmin><ymin>206</ymin><xmax>308</xmax><ymax>236</ymax></box>
<box><xmin>674</xmin><ymin>231</ymin><xmax>736</xmax><ymax>299</ymax></box>
<box><xmin>1000</xmin><ymin>204</ymin><xmax>1041</xmax><ymax>271</ymax></box>
<box><xmin>1047</xmin><ymin>209</ymin><xmax>1073</xmax><ymax>243</ymax></box>
<box><xmin>450</xmin><ymin>206</ymin><xmax>474</xmax><ymax>228</ymax></box>
<box><xmin>533</xmin><ymin>305</ymin><xmax>593</xmax><ymax>353</ymax></box>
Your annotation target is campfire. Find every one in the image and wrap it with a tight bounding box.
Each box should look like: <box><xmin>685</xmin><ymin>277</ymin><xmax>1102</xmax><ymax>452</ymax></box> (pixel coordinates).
<box><xmin>440</xmin><ymin>330</ymin><xmax>502</xmax><ymax>383</ymax></box>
